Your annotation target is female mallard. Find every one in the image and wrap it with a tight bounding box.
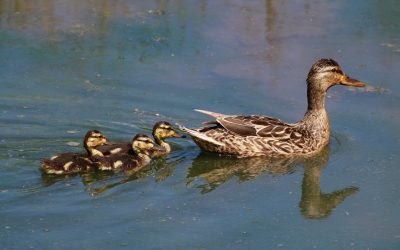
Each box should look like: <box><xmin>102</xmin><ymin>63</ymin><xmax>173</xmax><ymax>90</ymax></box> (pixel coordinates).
<box><xmin>96</xmin><ymin>121</ymin><xmax>184</xmax><ymax>157</ymax></box>
<box><xmin>183</xmin><ymin>59</ymin><xmax>366</xmax><ymax>157</ymax></box>
<box><xmin>92</xmin><ymin>134</ymin><xmax>156</xmax><ymax>172</ymax></box>
<box><xmin>41</xmin><ymin>130</ymin><xmax>109</xmax><ymax>174</ymax></box>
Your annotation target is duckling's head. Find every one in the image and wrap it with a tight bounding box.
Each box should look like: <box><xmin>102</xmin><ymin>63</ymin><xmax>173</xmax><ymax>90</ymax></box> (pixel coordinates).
<box><xmin>307</xmin><ymin>58</ymin><xmax>366</xmax><ymax>91</ymax></box>
<box><xmin>132</xmin><ymin>133</ymin><xmax>156</xmax><ymax>156</ymax></box>
<box><xmin>84</xmin><ymin>130</ymin><xmax>108</xmax><ymax>151</ymax></box>
<box><xmin>152</xmin><ymin>121</ymin><xmax>185</xmax><ymax>142</ymax></box>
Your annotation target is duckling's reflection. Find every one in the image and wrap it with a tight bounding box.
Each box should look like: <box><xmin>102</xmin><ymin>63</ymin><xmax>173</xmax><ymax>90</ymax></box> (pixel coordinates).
<box><xmin>84</xmin><ymin>156</ymin><xmax>184</xmax><ymax>196</ymax></box>
<box><xmin>40</xmin><ymin>154</ymin><xmax>185</xmax><ymax>196</ymax></box>
<box><xmin>187</xmin><ymin>146</ymin><xmax>359</xmax><ymax>219</ymax></box>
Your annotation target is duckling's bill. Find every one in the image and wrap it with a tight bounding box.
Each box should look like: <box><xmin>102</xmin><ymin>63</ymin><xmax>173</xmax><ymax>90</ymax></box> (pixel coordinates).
<box><xmin>171</xmin><ymin>130</ymin><xmax>186</xmax><ymax>138</ymax></box>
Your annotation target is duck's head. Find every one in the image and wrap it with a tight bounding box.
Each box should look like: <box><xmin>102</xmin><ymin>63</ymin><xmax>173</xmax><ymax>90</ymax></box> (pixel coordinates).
<box><xmin>132</xmin><ymin>133</ymin><xmax>156</xmax><ymax>156</ymax></box>
<box><xmin>306</xmin><ymin>59</ymin><xmax>366</xmax><ymax>110</ymax></box>
<box><xmin>83</xmin><ymin>130</ymin><xmax>108</xmax><ymax>151</ymax></box>
<box><xmin>307</xmin><ymin>58</ymin><xmax>365</xmax><ymax>91</ymax></box>
<box><xmin>307</xmin><ymin>58</ymin><xmax>366</xmax><ymax>91</ymax></box>
<box><xmin>152</xmin><ymin>121</ymin><xmax>185</xmax><ymax>142</ymax></box>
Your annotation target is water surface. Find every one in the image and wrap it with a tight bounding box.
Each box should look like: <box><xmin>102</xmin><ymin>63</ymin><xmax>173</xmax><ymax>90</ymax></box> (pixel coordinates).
<box><xmin>1</xmin><ymin>0</ymin><xmax>400</xmax><ymax>249</ymax></box>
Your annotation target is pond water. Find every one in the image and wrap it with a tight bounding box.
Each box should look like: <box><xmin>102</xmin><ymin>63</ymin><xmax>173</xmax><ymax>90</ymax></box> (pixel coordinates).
<box><xmin>1</xmin><ymin>0</ymin><xmax>399</xmax><ymax>249</ymax></box>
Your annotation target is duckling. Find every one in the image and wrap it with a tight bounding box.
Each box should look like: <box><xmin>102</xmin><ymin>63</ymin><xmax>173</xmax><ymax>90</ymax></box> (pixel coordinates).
<box><xmin>41</xmin><ymin>130</ymin><xmax>108</xmax><ymax>175</ymax></box>
<box><xmin>92</xmin><ymin>134</ymin><xmax>156</xmax><ymax>172</ymax></box>
<box><xmin>152</xmin><ymin>121</ymin><xmax>185</xmax><ymax>156</ymax></box>
<box><xmin>96</xmin><ymin>121</ymin><xmax>184</xmax><ymax>157</ymax></box>
<box><xmin>182</xmin><ymin>58</ymin><xmax>367</xmax><ymax>157</ymax></box>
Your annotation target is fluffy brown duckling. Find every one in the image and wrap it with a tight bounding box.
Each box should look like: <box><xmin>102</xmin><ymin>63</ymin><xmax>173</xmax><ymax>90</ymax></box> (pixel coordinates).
<box><xmin>41</xmin><ymin>130</ymin><xmax>108</xmax><ymax>175</ymax></box>
<box><xmin>97</xmin><ymin>121</ymin><xmax>184</xmax><ymax>157</ymax></box>
<box><xmin>151</xmin><ymin>121</ymin><xmax>185</xmax><ymax>156</ymax></box>
<box><xmin>92</xmin><ymin>133</ymin><xmax>156</xmax><ymax>172</ymax></box>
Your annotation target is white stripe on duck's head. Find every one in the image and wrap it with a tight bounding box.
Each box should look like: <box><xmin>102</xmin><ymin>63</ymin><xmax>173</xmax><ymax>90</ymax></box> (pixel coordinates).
<box><xmin>132</xmin><ymin>133</ymin><xmax>156</xmax><ymax>156</ymax></box>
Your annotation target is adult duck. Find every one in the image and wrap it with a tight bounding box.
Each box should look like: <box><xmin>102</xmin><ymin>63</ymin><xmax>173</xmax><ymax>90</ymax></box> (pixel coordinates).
<box><xmin>182</xmin><ymin>59</ymin><xmax>366</xmax><ymax>157</ymax></box>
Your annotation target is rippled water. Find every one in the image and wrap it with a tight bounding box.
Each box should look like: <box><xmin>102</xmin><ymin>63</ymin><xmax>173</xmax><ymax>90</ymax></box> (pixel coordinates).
<box><xmin>1</xmin><ymin>0</ymin><xmax>399</xmax><ymax>249</ymax></box>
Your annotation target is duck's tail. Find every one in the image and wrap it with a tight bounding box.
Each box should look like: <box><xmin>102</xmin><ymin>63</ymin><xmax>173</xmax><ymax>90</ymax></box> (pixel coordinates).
<box><xmin>180</xmin><ymin>126</ymin><xmax>225</xmax><ymax>146</ymax></box>
<box><xmin>194</xmin><ymin>109</ymin><xmax>229</xmax><ymax>120</ymax></box>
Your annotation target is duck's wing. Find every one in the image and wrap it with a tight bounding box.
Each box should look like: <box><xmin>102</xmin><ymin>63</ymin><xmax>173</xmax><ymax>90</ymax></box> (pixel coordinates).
<box><xmin>219</xmin><ymin>115</ymin><xmax>294</xmax><ymax>137</ymax></box>
<box><xmin>195</xmin><ymin>109</ymin><xmax>292</xmax><ymax>138</ymax></box>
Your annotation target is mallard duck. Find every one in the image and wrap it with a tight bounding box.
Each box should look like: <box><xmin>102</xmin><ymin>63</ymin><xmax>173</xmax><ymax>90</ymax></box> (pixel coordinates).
<box><xmin>182</xmin><ymin>58</ymin><xmax>366</xmax><ymax>157</ymax></box>
<box><xmin>41</xmin><ymin>130</ymin><xmax>109</xmax><ymax>174</ymax></box>
<box><xmin>92</xmin><ymin>133</ymin><xmax>156</xmax><ymax>172</ymax></box>
<box><xmin>96</xmin><ymin>121</ymin><xmax>184</xmax><ymax>157</ymax></box>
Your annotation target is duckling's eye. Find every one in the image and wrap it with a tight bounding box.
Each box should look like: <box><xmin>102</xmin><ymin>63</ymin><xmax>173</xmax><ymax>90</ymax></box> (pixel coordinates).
<box><xmin>138</xmin><ymin>138</ymin><xmax>153</xmax><ymax>144</ymax></box>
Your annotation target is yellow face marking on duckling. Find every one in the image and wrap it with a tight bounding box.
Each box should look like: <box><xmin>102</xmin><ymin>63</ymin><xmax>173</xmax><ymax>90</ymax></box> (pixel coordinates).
<box><xmin>85</xmin><ymin>131</ymin><xmax>108</xmax><ymax>149</ymax></box>
<box><xmin>132</xmin><ymin>136</ymin><xmax>156</xmax><ymax>155</ymax></box>
<box><xmin>135</xmin><ymin>139</ymin><xmax>155</xmax><ymax>149</ymax></box>
<box><xmin>154</xmin><ymin>125</ymin><xmax>183</xmax><ymax>140</ymax></box>
<box><xmin>63</xmin><ymin>161</ymin><xmax>73</xmax><ymax>171</ymax></box>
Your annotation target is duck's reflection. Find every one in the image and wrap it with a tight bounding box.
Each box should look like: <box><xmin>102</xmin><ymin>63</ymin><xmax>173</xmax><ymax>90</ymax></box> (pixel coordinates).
<box><xmin>187</xmin><ymin>147</ymin><xmax>359</xmax><ymax>219</ymax></box>
<box><xmin>299</xmin><ymin>148</ymin><xmax>359</xmax><ymax>219</ymax></box>
<box><xmin>187</xmin><ymin>153</ymin><xmax>298</xmax><ymax>194</ymax></box>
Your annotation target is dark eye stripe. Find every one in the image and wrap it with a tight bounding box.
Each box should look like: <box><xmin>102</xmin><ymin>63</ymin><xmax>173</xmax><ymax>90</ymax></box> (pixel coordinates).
<box><xmin>329</xmin><ymin>69</ymin><xmax>343</xmax><ymax>74</ymax></box>
<box><xmin>137</xmin><ymin>138</ymin><xmax>153</xmax><ymax>143</ymax></box>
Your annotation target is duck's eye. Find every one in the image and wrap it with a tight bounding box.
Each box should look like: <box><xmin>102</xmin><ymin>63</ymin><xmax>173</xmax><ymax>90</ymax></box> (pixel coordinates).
<box><xmin>329</xmin><ymin>69</ymin><xmax>343</xmax><ymax>74</ymax></box>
